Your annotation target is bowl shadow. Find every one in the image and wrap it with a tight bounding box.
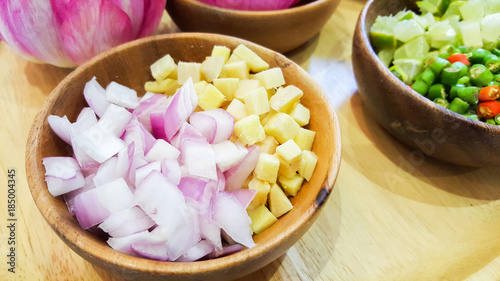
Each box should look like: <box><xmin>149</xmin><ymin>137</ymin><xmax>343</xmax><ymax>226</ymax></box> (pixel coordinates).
<box><xmin>349</xmin><ymin>92</ymin><xmax>500</xmax><ymax>206</ymax></box>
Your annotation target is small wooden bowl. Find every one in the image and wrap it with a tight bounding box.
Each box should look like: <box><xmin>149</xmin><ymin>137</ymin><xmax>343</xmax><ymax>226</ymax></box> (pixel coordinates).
<box><xmin>352</xmin><ymin>0</ymin><xmax>500</xmax><ymax>167</ymax></box>
<box><xmin>25</xmin><ymin>33</ymin><xmax>342</xmax><ymax>280</ymax></box>
<box><xmin>166</xmin><ymin>0</ymin><xmax>341</xmax><ymax>54</ymax></box>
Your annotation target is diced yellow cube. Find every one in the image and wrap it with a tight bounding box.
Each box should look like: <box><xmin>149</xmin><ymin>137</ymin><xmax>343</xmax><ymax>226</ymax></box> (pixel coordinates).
<box><xmin>227</xmin><ymin>53</ymin><xmax>243</xmax><ymax>63</ymax></box>
<box><xmin>268</xmin><ymin>183</ymin><xmax>293</xmax><ymax>218</ymax></box>
<box><xmin>211</xmin><ymin>45</ymin><xmax>231</xmax><ymax>63</ymax></box>
<box><xmin>275</xmin><ymin>153</ymin><xmax>300</xmax><ymax>178</ymax></box>
<box><xmin>253</xmin><ymin>67</ymin><xmax>285</xmax><ymax>89</ymax></box>
<box><xmin>225</xmin><ymin>99</ymin><xmax>249</xmax><ymax>122</ymax></box>
<box><xmin>234</xmin><ymin>79</ymin><xmax>261</xmax><ymax>101</ymax></box>
<box><xmin>150</xmin><ymin>54</ymin><xmax>177</xmax><ymax>81</ymax></box>
<box><xmin>220</xmin><ymin>61</ymin><xmax>249</xmax><ymax>80</ymax></box>
<box><xmin>276</xmin><ymin>140</ymin><xmax>302</xmax><ymax>164</ymax></box>
<box><xmin>144</xmin><ymin>78</ymin><xmax>179</xmax><ymax>95</ymax></box>
<box><xmin>278</xmin><ymin>173</ymin><xmax>304</xmax><ymax>197</ymax></box>
<box><xmin>167</xmin><ymin>67</ymin><xmax>178</xmax><ymax>80</ymax></box>
<box><xmin>289</xmin><ymin>103</ymin><xmax>310</xmax><ymax>126</ymax></box>
<box><xmin>298</xmin><ymin>150</ymin><xmax>318</xmax><ymax>181</ymax></box>
<box><xmin>178</xmin><ymin>62</ymin><xmax>202</xmax><ymax>84</ymax></box>
<box><xmin>256</xmin><ymin>135</ymin><xmax>279</xmax><ymax>155</ymax></box>
<box><xmin>197</xmin><ymin>84</ymin><xmax>226</xmax><ymax>110</ymax></box>
<box><xmin>254</xmin><ymin>153</ymin><xmax>280</xmax><ymax>183</ymax></box>
<box><xmin>269</xmin><ymin>85</ymin><xmax>303</xmax><ymax>113</ymax></box>
<box><xmin>213</xmin><ymin>78</ymin><xmax>239</xmax><ymax>101</ymax></box>
<box><xmin>248</xmin><ymin>205</ymin><xmax>277</xmax><ymax>234</ymax></box>
<box><xmin>194</xmin><ymin>81</ymin><xmax>209</xmax><ymax>96</ymax></box>
<box><xmin>201</xmin><ymin>56</ymin><xmax>225</xmax><ymax>82</ymax></box>
<box><xmin>247</xmin><ymin>177</ymin><xmax>271</xmax><ymax>210</ymax></box>
<box><xmin>233</xmin><ymin>114</ymin><xmax>266</xmax><ymax>145</ymax></box>
<box><xmin>260</xmin><ymin>111</ymin><xmax>277</xmax><ymax>126</ymax></box>
<box><xmin>233</xmin><ymin>44</ymin><xmax>270</xmax><ymax>73</ymax></box>
<box><xmin>293</xmin><ymin>128</ymin><xmax>316</xmax><ymax>151</ymax></box>
<box><xmin>244</xmin><ymin>87</ymin><xmax>270</xmax><ymax>116</ymax></box>
<box><xmin>267</xmin><ymin>88</ymin><xmax>276</xmax><ymax>100</ymax></box>
<box><xmin>263</xmin><ymin>112</ymin><xmax>300</xmax><ymax>144</ymax></box>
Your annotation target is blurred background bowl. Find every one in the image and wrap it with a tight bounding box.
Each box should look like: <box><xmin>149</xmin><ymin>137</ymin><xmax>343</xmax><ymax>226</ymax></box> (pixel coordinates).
<box><xmin>352</xmin><ymin>0</ymin><xmax>500</xmax><ymax>167</ymax></box>
<box><xmin>166</xmin><ymin>0</ymin><xmax>341</xmax><ymax>53</ymax></box>
<box><xmin>26</xmin><ymin>33</ymin><xmax>342</xmax><ymax>281</ymax></box>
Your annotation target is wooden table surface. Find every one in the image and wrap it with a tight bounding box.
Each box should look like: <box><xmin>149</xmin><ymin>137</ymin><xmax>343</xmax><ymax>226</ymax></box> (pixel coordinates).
<box><xmin>2</xmin><ymin>1</ymin><xmax>500</xmax><ymax>280</ymax></box>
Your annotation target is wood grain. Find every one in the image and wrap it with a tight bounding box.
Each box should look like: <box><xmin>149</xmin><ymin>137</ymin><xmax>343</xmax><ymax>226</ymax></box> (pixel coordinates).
<box><xmin>2</xmin><ymin>2</ymin><xmax>500</xmax><ymax>281</ymax></box>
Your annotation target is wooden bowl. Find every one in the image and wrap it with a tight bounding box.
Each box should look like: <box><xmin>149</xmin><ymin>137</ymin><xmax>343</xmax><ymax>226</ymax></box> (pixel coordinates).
<box><xmin>25</xmin><ymin>33</ymin><xmax>342</xmax><ymax>280</ymax></box>
<box><xmin>165</xmin><ymin>0</ymin><xmax>341</xmax><ymax>54</ymax></box>
<box><xmin>352</xmin><ymin>0</ymin><xmax>500</xmax><ymax>167</ymax></box>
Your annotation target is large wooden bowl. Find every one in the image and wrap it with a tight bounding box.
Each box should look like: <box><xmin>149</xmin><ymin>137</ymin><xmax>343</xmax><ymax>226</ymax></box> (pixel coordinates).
<box><xmin>352</xmin><ymin>0</ymin><xmax>500</xmax><ymax>167</ymax></box>
<box><xmin>25</xmin><ymin>33</ymin><xmax>342</xmax><ymax>280</ymax></box>
<box><xmin>166</xmin><ymin>0</ymin><xmax>341</xmax><ymax>54</ymax></box>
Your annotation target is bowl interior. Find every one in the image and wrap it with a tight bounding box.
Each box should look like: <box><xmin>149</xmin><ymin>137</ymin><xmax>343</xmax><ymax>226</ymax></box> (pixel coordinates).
<box><xmin>26</xmin><ymin>33</ymin><xmax>342</xmax><ymax>280</ymax></box>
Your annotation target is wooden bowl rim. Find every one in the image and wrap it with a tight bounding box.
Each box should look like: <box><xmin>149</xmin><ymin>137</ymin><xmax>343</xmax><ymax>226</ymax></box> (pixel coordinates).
<box><xmin>358</xmin><ymin>0</ymin><xmax>500</xmax><ymax>133</ymax></box>
<box><xmin>25</xmin><ymin>32</ymin><xmax>342</xmax><ymax>276</ymax></box>
<box><xmin>169</xmin><ymin>0</ymin><xmax>337</xmax><ymax>17</ymax></box>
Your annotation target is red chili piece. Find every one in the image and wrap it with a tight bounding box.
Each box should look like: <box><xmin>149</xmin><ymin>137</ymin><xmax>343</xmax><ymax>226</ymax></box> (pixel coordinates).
<box><xmin>477</xmin><ymin>100</ymin><xmax>500</xmax><ymax>119</ymax></box>
<box><xmin>479</xmin><ymin>85</ymin><xmax>500</xmax><ymax>101</ymax></box>
<box><xmin>448</xmin><ymin>53</ymin><xmax>470</xmax><ymax>66</ymax></box>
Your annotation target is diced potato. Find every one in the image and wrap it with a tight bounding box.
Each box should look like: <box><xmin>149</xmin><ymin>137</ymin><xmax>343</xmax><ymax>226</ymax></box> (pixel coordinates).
<box><xmin>233</xmin><ymin>44</ymin><xmax>270</xmax><ymax>73</ymax></box>
<box><xmin>278</xmin><ymin>173</ymin><xmax>304</xmax><ymax>197</ymax></box>
<box><xmin>254</xmin><ymin>153</ymin><xmax>280</xmax><ymax>183</ymax></box>
<box><xmin>260</xmin><ymin>111</ymin><xmax>277</xmax><ymax>126</ymax></box>
<box><xmin>220</xmin><ymin>61</ymin><xmax>249</xmax><ymax>80</ymax></box>
<box><xmin>247</xmin><ymin>177</ymin><xmax>271</xmax><ymax>210</ymax></box>
<box><xmin>244</xmin><ymin>87</ymin><xmax>270</xmax><ymax>116</ymax></box>
<box><xmin>213</xmin><ymin>78</ymin><xmax>239</xmax><ymax>101</ymax></box>
<box><xmin>267</xmin><ymin>88</ymin><xmax>276</xmax><ymax>100</ymax></box>
<box><xmin>275</xmin><ymin>153</ymin><xmax>300</xmax><ymax>178</ymax></box>
<box><xmin>256</xmin><ymin>135</ymin><xmax>279</xmax><ymax>155</ymax></box>
<box><xmin>263</xmin><ymin>112</ymin><xmax>300</xmax><ymax>144</ymax></box>
<box><xmin>167</xmin><ymin>67</ymin><xmax>178</xmax><ymax>80</ymax></box>
<box><xmin>197</xmin><ymin>84</ymin><xmax>226</xmax><ymax>110</ymax></box>
<box><xmin>144</xmin><ymin>78</ymin><xmax>179</xmax><ymax>95</ymax></box>
<box><xmin>298</xmin><ymin>150</ymin><xmax>318</xmax><ymax>181</ymax></box>
<box><xmin>234</xmin><ymin>79</ymin><xmax>261</xmax><ymax>101</ymax></box>
<box><xmin>178</xmin><ymin>62</ymin><xmax>202</xmax><ymax>84</ymax></box>
<box><xmin>151</xmin><ymin>54</ymin><xmax>177</xmax><ymax>81</ymax></box>
<box><xmin>253</xmin><ymin>67</ymin><xmax>285</xmax><ymax>89</ymax></box>
<box><xmin>288</xmin><ymin>103</ymin><xmax>310</xmax><ymax>126</ymax></box>
<box><xmin>268</xmin><ymin>183</ymin><xmax>293</xmax><ymax>218</ymax></box>
<box><xmin>248</xmin><ymin>205</ymin><xmax>277</xmax><ymax>234</ymax></box>
<box><xmin>233</xmin><ymin>114</ymin><xmax>266</xmax><ymax>145</ymax></box>
<box><xmin>201</xmin><ymin>56</ymin><xmax>225</xmax><ymax>82</ymax></box>
<box><xmin>269</xmin><ymin>85</ymin><xmax>303</xmax><ymax>113</ymax></box>
<box><xmin>225</xmin><ymin>99</ymin><xmax>249</xmax><ymax>121</ymax></box>
<box><xmin>293</xmin><ymin>128</ymin><xmax>316</xmax><ymax>151</ymax></box>
<box><xmin>211</xmin><ymin>45</ymin><xmax>231</xmax><ymax>63</ymax></box>
<box><xmin>275</xmin><ymin>140</ymin><xmax>302</xmax><ymax>164</ymax></box>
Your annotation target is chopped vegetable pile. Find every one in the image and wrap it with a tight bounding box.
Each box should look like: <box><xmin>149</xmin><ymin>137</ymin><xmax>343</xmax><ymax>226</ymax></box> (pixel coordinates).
<box><xmin>370</xmin><ymin>0</ymin><xmax>500</xmax><ymax>124</ymax></box>
<box><xmin>43</xmin><ymin>44</ymin><xmax>318</xmax><ymax>262</ymax></box>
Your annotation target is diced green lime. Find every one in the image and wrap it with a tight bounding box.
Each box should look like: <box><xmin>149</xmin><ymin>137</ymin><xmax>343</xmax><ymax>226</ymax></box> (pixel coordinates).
<box><xmin>481</xmin><ymin>13</ymin><xmax>500</xmax><ymax>44</ymax></box>
<box><xmin>442</xmin><ymin>1</ymin><xmax>466</xmax><ymax>20</ymax></box>
<box><xmin>459</xmin><ymin>0</ymin><xmax>485</xmax><ymax>21</ymax></box>
<box><xmin>392</xmin><ymin>59</ymin><xmax>423</xmax><ymax>84</ymax></box>
<box><xmin>427</xmin><ymin>20</ymin><xmax>457</xmax><ymax>48</ymax></box>
<box><xmin>415</xmin><ymin>12</ymin><xmax>436</xmax><ymax>29</ymax></box>
<box><xmin>370</xmin><ymin>31</ymin><xmax>397</xmax><ymax>49</ymax></box>
<box><xmin>394</xmin><ymin>19</ymin><xmax>425</xmax><ymax>43</ymax></box>
<box><xmin>416</xmin><ymin>1</ymin><xmax>439</xmax><ymax>15</ymax></box>
<box><xmin>394</xmin><ymin>36</ymin><xmax>430</xmax><ymax>61</ymax></box>
<box><xmin>459</xmin><ymin>20</ymin><xmax>483</xmax><ymax>48</ymax></box>
<box><xmin>396</xmin><ymin>10</ymin><xmax>416</xmax><ymax>21</ymax></box>
<box><xmin>377</xmin><ymin>48</ymin><xmax>395</xmax><ymax>67</ymax></box>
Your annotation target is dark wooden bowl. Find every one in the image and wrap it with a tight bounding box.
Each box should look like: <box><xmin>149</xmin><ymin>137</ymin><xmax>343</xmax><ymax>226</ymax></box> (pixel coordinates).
<box><xmin>25</xmin><ymin>33</ymin><xmax>342</xmax><ymax>280</ymax></box>
<box><xmin>352</xmin><ymin>0</ymin><xmax>500</xmax><ymax>167</ymax></box>
<box><xmin>166</xmin><ymin>0</ymin><xmax>341</xmax><ymax>54</ymax></box>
